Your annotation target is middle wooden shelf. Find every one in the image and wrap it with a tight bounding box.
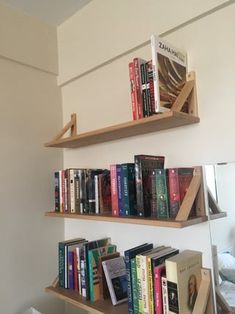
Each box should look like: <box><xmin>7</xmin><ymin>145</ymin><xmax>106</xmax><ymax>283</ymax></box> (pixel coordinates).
<box><xmin>45</xmin><ymin>211</ymin><xmax>208</xmax><ymax>228</ymax></box>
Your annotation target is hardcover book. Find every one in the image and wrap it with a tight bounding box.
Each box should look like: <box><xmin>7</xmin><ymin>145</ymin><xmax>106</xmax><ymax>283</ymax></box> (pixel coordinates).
<box><xmin>133</xmin><ymin>57</ymin><xmax>146</xmax><ymax>119</ymax></box>
<box><xmin>110</xmin><ymin>164</ymin><xmax>119</xmax><ymax>216</ymax></box>
<box><xmin>155</xmin><ymin>168</ymin><xmax>169</xmax><ymax>219</ymax></box>
<box><xmin>102</xmin><ymin>256</ymin><xmax>128</xmax><ymax>306</ymax></box>
<box><xmin>150</xmin><ymin>34</ymin><xmax>187</xmax><ymax>113</ymax></box>
<box><xmin>128</xmin><ymin>61</ymin><xmax>138</xmax><ymax>120</ymax></box>
<box><xmin>135</xmin><ymin>154</ymin><xmax>165</xmax><ymax>217</ymax></box>
<box><xmin>166</xmin><ymin>250</ymin><xmax>202</xmax><ymax>314</ymax></box>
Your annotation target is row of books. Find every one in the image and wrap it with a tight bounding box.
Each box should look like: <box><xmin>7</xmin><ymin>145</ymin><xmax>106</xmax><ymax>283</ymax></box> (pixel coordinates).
<box><xmin>58</xmin><ymin>236</ymin><xmax>203</xmax><ymax>314</ymax></box>
<box><xmin>54</xmin><ymin>154</ymin><xmax>196</xmax><ymax>219</ymax></box>
<box><xmin>129</xmin><ymin>34</ymin><xmax>187</xmax><ymax>119</ymax></box>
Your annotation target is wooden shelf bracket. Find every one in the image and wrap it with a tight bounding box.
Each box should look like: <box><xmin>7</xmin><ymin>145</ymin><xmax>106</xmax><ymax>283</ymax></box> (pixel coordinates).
<box><xmin>51</xmin><ymin>113</ymin><xmax>77</xmax><ymax>142</ymax></box>
<box><xmin>175</xmin><ymin>167</ymin><xmax>205</xmax><ymax>221</ymax></box>
<box><xmin>171</xmin><ymin>71</ymin><xmax>197</xmax><ymax>116</ymax></box>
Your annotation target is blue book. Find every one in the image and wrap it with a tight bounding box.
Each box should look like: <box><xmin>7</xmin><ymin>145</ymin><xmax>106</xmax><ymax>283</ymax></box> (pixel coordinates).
<box><xmin>117</xmin><ymin>164</ymin><xmax>125</xmax><ymax>216</ymax></box>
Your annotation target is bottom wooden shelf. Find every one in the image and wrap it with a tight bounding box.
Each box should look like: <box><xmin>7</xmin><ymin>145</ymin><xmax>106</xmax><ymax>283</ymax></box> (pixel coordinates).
<box><xmin>45</xmin><ymin>211</ymin><xmax>208</xmax><ymax>228</ymax></box>
<box><xmin>45</xmin><ymin>286</ymin><xmax>128</xmax><ymax>314</ymax></box>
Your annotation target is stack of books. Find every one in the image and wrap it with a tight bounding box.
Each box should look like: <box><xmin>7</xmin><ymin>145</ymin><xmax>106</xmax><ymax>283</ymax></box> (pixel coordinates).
<box><xmin>128</xmin><ymin>34</ymin><xmax>187</xmax><ymax>119</ymax></box>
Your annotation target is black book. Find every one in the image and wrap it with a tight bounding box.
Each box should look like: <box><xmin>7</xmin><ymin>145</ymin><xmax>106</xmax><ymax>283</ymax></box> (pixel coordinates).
<box><xmin>135</xmin><ymin>155</ymin><xmax>165</xmax><ymax>217</ymax></box>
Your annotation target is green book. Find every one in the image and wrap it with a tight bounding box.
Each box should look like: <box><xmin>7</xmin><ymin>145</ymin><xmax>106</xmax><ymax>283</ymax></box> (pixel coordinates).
<box><xmin>155</xmin><ymin>169</ymin><xmax>169</xmax><ymax>219</ymax></box>
<box><xmin>88</xmin><ymin>244</ymin><xmax>116</xmax><ymax>302</ymax></box>
<box><xmin>131</xmin><ymin>258</ymin><xmax>139</xmax><ymax>314</ymax></box>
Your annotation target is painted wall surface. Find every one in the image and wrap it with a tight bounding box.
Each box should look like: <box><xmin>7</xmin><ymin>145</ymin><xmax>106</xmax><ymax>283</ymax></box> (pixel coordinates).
<box><xmin>0</xmin><ymin>4</ymin><xmax>64</xmax><ymax>314</ymax></box>
<box><xmin>57</xmin><ymin>1</ymin><xmax>235</xmax><ymax>313</ymax></box>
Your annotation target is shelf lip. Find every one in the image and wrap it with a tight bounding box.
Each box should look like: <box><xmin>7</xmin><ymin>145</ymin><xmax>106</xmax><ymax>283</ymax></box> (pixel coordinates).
<box><xmin>45</xmin><ymin>211</ymin><xmax>207</xmax><ymax>228</ymax></box>
<box><xmin>44</xmin><ymin>111</ymin><xmax>200</xmax><ymax>148</ymax></box>
<box><xmin>46</xmin><ymin>286</ymin><xmax>128</xmax><ymax>314</ymax></box>
<box><xmin>209</xmin><ymin>212</ymin><xmax>227</xmax><ymax>220</ymax></box>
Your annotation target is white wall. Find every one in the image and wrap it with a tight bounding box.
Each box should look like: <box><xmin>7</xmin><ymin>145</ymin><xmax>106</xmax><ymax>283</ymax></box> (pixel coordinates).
<box><xmin>57</xmin><ymin>1</ymin><xmax>235</xmax><ymax>312</ymax></box>
<box><xmin>0</xmin><ymin>4</ymin><xmax>64</xmax><ymax>314</ymax></box>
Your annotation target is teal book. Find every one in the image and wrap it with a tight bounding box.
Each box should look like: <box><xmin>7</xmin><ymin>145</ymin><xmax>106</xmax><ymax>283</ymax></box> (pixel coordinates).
<box><xmin>155</xmin><ymin>169</ymin><xmax>169</xmax><ymax>219</ymax></box>
<box><xmin>88</xmin><ymin>244</ymin><xmax>117</xmax><ymax>302</ymax></box>
<box><xmin>121</xmin><ymin>163</ymin><xmax>137</xmax><ymax>216</ymax></box>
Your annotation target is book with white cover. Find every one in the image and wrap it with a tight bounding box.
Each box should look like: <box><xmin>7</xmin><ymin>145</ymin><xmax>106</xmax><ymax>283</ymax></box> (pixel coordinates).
<box><xmin>150</xmin><ymin>34</ymin><xmax>187</xmax><ymax>113</ymax></box>
<box><xmin>102</xmin><ymin>256</ymin><xmax>128</xmax><ymax>305</ymax></box>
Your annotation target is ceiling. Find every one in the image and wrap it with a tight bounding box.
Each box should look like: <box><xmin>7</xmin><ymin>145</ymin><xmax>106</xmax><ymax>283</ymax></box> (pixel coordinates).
<box><xmin>0</xmin><ymin>0</ymin><xmax>92</xmax><ymax>26</ymax></box>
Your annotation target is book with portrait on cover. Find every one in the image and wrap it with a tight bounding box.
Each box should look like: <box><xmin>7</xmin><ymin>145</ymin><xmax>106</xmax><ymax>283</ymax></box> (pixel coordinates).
<box><xmin>165</xmin><ymin>250</ymin><xmax>202</xmax><ymax>314</ymax></box>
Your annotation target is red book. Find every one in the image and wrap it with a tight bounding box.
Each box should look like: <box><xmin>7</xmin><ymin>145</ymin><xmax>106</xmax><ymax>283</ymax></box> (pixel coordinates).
<box><xmin>167</xmin><ymin>168</ymin><xmax>180</xmax><ymax>218</ymax></box>
<box><xmin>178</xmin><ymin>168</ymin><xmax>194</xmax><ymax>202</ymax></box>
<box><xmin>128</xmin><ymin>62</ymin><xmax>138</xmax><ymax>120</ymax></box>
<box><xmin>133</xmin><ymin>58</ymin><xmax>145</xmax><ymax>119</ymax></box>
<box><xmin>110</xmin><ymin>165</ymin><xmax>119</xmax><ymax>216</ymax></box>
<box><xmin>73</xmin><ymin>249</ymin><xmax>79</xmax><ymax>291</ymax></box>
<box><xmin>154</xmin><ymin>264</ymin><xmax>166</xmax><ymax>314</ymax></box>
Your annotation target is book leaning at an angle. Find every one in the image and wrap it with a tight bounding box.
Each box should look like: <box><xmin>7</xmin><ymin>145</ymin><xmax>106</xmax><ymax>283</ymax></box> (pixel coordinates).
<box><xmin>102</xmin><ymin>256</ymin><xmax>128</xmax><ymax>305</ymax></box>
<box><xmin>150</xmin><ymin>34</ymin><xmax>187</xmax><ymax>113</ymax></box>
<box><xmin>166</xmin><ymin>250</ymin><xmax>202</xmax><ymax>314</ymax></box>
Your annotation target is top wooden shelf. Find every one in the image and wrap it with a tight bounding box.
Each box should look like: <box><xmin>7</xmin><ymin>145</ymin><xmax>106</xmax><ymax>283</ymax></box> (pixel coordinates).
<box><xmin>45</xmin><ymin>111</ymin><xmax>199</xmax><ymax>148</ymax></box>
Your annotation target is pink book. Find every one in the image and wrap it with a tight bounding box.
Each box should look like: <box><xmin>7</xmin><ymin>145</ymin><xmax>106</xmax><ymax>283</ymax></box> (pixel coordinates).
<box><xmin>110</xmin><ymin>165</ymin><xmax>119</xmax><ymax>216</ymax></box>
<box><xmin>154</xmin><ymin>264</ymin><xmax>166</xmax><ymax>314</ymax></box>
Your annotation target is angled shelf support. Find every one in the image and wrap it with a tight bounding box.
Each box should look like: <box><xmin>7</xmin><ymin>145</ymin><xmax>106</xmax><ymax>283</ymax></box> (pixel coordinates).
<box><xmin>50</xmin><ymin>113</ymin><xmax>77</xmax><ymax>143</ymax></box>
<box><xmin>175</xmin><ymin>167</ymin><xmax>205</xmax><ymax>222</ymax></box>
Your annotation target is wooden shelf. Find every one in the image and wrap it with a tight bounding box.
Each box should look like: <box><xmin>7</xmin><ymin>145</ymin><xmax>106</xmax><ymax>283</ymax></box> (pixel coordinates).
<box><xmin>45</xmin><ymin>111</ymin><xmax>199</xmax><ymax>148</ymax></box>
<box><xmin>209</xmin><ymin>212</ymin><xmax>227</xmax><ymax>220</ymax></box>
<box><xmin>45</xmin><ymin>211</ymin><xmax>207</xmax><ymax>228</ymax></box>
<box><xmin>45</xmin><ymin>286</ymin><xmax>128</xmax><ymax>314</ymax></box>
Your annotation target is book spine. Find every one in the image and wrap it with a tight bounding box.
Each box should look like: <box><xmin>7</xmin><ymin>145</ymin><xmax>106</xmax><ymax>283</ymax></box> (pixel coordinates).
<box><xmin>133</xmin><ymin>58</ymin><xmax>144</xmax><ymax>119</ymax></box>
<box><xmin>122</xmin><ymin>164</ymin><xmax>130</xmax><ymax>216</ymax></box>
<box><xmin>151</xmin><ymin>170</ymin><xmax>157</xmax><ymax>218</ymax></box>
<box><xmin>68</xmin><ymin>251</ymin><xmax>74</xmax><ymax>289</ymax></box>
<box><xmin>102</xmin><ymin>262</ymin><xmax>118</xmax><ymax>305</ymax></box>
<box><xmin>145</xmin><ymin>62</ymin><xmax>152</xmax><ymax>116</ymax></box>
<box><xmin>76</xmin><ymin>246</ymin><xmax>82</xmax><ymax>295</ymax></box>
<box><xmin>147</xmin><ymin>256</ymin><xmax>154</xmax><ymax>314</ymax></box>
<box><xmin>136</xmin><ymin>255</ymin><xmax>143</xmax><ymax>313</ymax></box>
<box><xmin>117</xmin><ymin>164</ymin><xmax>124</xmax><ymax>216</ymax></box>
<box><xmin>69</xmin><ymin>169</ymin><xmax>75</xmax><ymax>213</ymax></box>
<box><xmin>131</xmin><ymin>258</ymin><xmax>139</xmax><ymax>314</ymax></box>
<box><xmin>110</xmin><ymin>165</ymin><xmax>119</xmax><ymax>216</ymax></box>
<box><xmin>124</xmin><ymin>252</ymin><xmax>133</xmax><ymax>314</ymax></box>
<box><xmin>64</xmin><ymin>169</ymin><xmax>68</xmax><ymax>212</ymax></box>
<box><xmin>154</xmin><ymin>266</ymin><xmax>164</xmax><ymax>314</ymax></box>
<box><xmin>140</xmin><ymin>256</ymin><xmax>149</xmax><ymax>314</ymax></box>
<box><xmin>150</xmin><ymin>34</ymin><xmax>161</xmax><ymax>113</ymax></box>
<box><xmin>94</xmin><ymin>174</ymin><xmax>99</xmax><ymax>214</ymax></box>
<box><xmin>129</xmin><ymin>61</ymin><xmax>138</xmax><ymax>120</ymax></box>
<box><xmin>74</xmin><ymin>170</ymin><xmax>80</xmax><ymax>213</ymax></box>
<box><xmin>135</xmin><ymin>157</ymin><xmax>144</xmax><ymax>217</ymax></box>
<box><xmin>147</xmin><ymin>61</ymin><xmax>155</xmax><ymax>114</ymax></box>
<box><xmin>88</xmin><ymin>250</ymin><xmax>95</xmax><ymax>301</ymax></box>
<box><xmin>58</xmin><ymin>242</ymin><xmax>65</xmax><ymax>287</ymax></box>
<box><xmin>156</xmin><ymin>169</ymin><xmax>169</xmax><ymax>219</ymax></box>
<box><xmin>140</xmin><ymin>62</ymin><xmax>148</xmax><ymax>117</ymax></box>
<box><xmin>61</xmin><ymin>170</ymin><xmax>65</xmax><ymax>212</ymax></box>
<box><xmin>54</xmin><ymin>171</ymin><xmax>60</xmax><ymax>212</ymax></box>
<box><xmin>167</xmin><ymin>168</ymin><xmax>180</xmax><ymax>218</ymax></box>
<box><xmin>80</xmin><ymin>257</ymin><xmax>86</xmax><ymax>297</ymax></box>
<box><xmin>161</xmin><ymin>276</ymin><xmax>169</xmax><ymax>314</ymax></box>
<box><xmin>73</xmin><ymin>249</ymin><xmax>78</xmax><ymax>291</ymax></box>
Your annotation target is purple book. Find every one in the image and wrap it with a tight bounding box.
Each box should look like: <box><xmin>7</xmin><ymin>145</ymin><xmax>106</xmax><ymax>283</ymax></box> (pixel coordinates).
<box><xmin>68</xmin><ymin>251</ymin><xmax>75</xmax><ymax>289</ymax></box>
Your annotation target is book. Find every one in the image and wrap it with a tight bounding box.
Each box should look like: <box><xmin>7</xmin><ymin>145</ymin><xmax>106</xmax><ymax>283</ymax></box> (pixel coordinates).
<box><xmin>98</xmin><ymin>170</ymin><xmax>112</xmax><ymax>214</ymax></box>
<box><xmin>135</xmin><ymin>154</ymin><xmax>165</xmax><ymax>217</ymax></box>
<box><xmin>129</xmin><ymin>61</ymin><xmax>138</xmax><ymax>120</ymax></box>
<box><xmin>86</xmin><ymin>169</ymin><xmax>104</xmax><ymax>214</ymax></box>
<box><xmin>102</xmin><ymin>256</ymin><xmax>128</xmax><ymax>305</ymax></box>
<box><xmin>150</xmin><ymin>34</ymin><xmax>187</xmax><ymax>113</ymax></box>
<box><xmin>116</xmin><ymin>164</ymin><xmax>124</xmax><ymax>216</ymax></box>
<box><xmin>161</xmin><ymin>275</ymin><xmax>169</xmax><ymax>314</ymax></box>
<box><xmin>110</xmin><ymin>164</ymin><xmax>119</xmax><ymax>216</ymax></box>
<box><xmin>88</xmin><ymin>244</ymin><xmax>117</xmax><ymax>302</ymax></box>
<box><xmin>155</xmin><ymin>169</ymin><xmax>169</xmax><ymax>219</ymax></box>
<box><xmin>54</xmin><ymin>171</ymin><xmax>60</xmax><ymax>212</ymax></box>
<box><xmin>167</xmin><ymin>168</ymin><xmax>181</xmax><ymax>218</ymax></box>
<box><xmin>133</xmin><ymin>57</ymin><xmax>145</xmax><ymax>119</ymax></box>
<box><xmin>124</xmin><ymin>243</ymin><xmax>153</xmax><ymax>314</ymax></box>
<box><xmin>98</xmin><ymin>252</ymin><xmax>120</xmax><ymax>300</ymax></box>
<box><xmin>58</xmin><ymin>238</ymin><xmax>86</xmax><ymax>288</ymax></box>
<box><xmin>121</xmin><ymin>163</ymin><xmax>137</xmax><ymax>216</ymax></box>
<box><xmin>166</xmin><ymin>250</ymin><xmax>202</xmax><ymax>314</ymax></box>
<box><xmin>83</xmin><ymin>237</ymin><xmax>111</xmax><ymax>300</ymax></box>
<box><xmin>154</xmin><ymin>264</ymin><xmax>166</xmax><ymax>314</ymax></box>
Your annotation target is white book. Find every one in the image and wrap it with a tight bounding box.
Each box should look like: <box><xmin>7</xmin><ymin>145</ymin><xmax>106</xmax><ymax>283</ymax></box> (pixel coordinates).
<box><xmin>94</xmin><ymin>174</ymin><xmax>99</xmax><ymax>214</ymax></box>
<box><xmin>150</xmin><ymin>34</ymin><xmax>187</xmax><ymax>113</ymax></box>
<box><xmin>162</xmin><ymin>275</ymin><xmax>169</xmax><ymax>314</ymax></box>
<box><xmin>102</xmin><ymin>256</ymin><xmax>128</xmax><ymax>305</ymax></box>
